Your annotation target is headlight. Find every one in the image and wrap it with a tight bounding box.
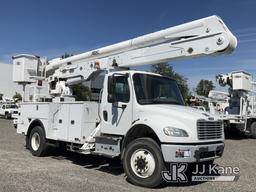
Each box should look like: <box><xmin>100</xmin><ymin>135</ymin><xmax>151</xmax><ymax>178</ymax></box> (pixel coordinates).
<box><xmin>163</xmin><ymin>127</ymin><xmax>189</xmax><ymax>137</ymax></box>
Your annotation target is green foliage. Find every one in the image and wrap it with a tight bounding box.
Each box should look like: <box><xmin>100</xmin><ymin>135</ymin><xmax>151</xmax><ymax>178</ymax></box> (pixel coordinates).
<box><xmin>13</xmin><ymin>92</ymin><xmax>22</xmax><ymax>101</ymax></box>
<box><xmin>61</xmin><ymin>52</ymin><xmax>91</xmax><ymax>101</ymax></box>
<box><xmin>196</xmin><ymin>80</ymin><xmax>215</xmax><ymax>97</ymax></box>
<box><xmin>151</xmin><ymin>63</ymin><xmax>190</xmax><ymax>99</ymax></box>
<box><xmin>71</xmin><ymin>83</ymin><xmax>91</xmax><ymax>101</ymax></box>
<box><xmin>29</xmin><ymin>95</ymin><xmax>33</xmax><ymax>101</ymax></box>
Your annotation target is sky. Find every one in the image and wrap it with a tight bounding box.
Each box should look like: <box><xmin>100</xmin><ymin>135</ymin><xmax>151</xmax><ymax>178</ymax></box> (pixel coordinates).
<box><xmin>1</xmin><ymin>0</ymin><xmax>256</xmax><ymax>96</ymax></box>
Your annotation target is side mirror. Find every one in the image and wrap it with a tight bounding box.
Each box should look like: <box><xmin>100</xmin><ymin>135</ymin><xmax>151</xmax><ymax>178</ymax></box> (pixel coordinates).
<box><xmin>108</xmin><ymin>75</ymin><xmax>116</xmax><ymax>103</ymax></box>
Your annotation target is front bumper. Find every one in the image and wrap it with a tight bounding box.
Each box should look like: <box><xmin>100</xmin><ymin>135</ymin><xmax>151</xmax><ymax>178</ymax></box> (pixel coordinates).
<box><xmin>161</xmin><ymin>142</ymin><xmax>224</xmax><ymax>163</ymax></box>
<box><xmin>11</xmin><ymin>113</ymin><xmax>18</xmax><ymax>119</ymax></box>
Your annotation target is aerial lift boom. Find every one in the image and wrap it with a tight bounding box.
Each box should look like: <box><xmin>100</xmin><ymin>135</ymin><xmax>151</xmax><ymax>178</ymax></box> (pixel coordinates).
<box><xmin>40</xmin><ymin>15</ymin><xmax>237</xmax><ymax>96</ymax></box>
<box><xmin>13</xmin><ymin>16</ymin><xmax>237</xmax><ymax>97</ymax></box>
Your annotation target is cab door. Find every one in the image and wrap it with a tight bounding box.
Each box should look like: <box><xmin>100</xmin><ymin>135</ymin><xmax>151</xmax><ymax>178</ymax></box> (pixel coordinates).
<box><xmin>0</xmin><ymin>105</ymin><xmax>5</xmax><ymax>115</ymax></box>
<box><xmin>100</xmin><ymin>73</ymin><xmax>133</xmax><ymax>135</ymax></box>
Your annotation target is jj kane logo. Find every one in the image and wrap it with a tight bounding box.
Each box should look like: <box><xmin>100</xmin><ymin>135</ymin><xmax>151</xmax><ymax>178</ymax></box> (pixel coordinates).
<box><xmin>162</xmin><ymin>163</ymin><xmax>240</xmax><ymax>183</ymax></box>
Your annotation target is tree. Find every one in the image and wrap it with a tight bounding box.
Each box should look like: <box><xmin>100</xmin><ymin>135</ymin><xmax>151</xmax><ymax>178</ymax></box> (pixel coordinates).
<box><xmin>196</xmin><ymin>80</ymin><xmax>215</xmax><ymax>97</ymax></box>
<box><xmin>61</xmin><ymin>52</ymin><xmax>74</xmax><ymax>59</ymax></box>
<box><xmin>71</xmin><ymin>83</ymin><xmax>91</xmax><ymax>101</ymax></box>
<box><xmin>13</xmin><ymin>92</ymin><xmax>22</xmax><ymax>101</ymax></box>
<box><xmin>0</xmin><ymin>93</ymin><xmax>3</xmax><ymax>100</ymax></box>
<box><xmin>61</xmin><ymin>52</ymin><xmax>92</xmax><ymax>101</ymax></box>
<box><xmin>151</xmin><ymin>63</ymin><xmax>190</xmax><ymax>99</ymax></box>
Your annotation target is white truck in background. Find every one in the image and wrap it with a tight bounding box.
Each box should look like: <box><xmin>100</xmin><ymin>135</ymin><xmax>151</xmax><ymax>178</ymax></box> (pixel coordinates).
<box><xmin>12</xmin><ymin>16</ymin><xmax>237</xmax><ymax>187</ymax></box>
<box><xmin>205</xmin><ymin>71</ymin><xmax>256</xmax><ymax>138</ymax></box>
<box><xmin>192</xmin><ymin>71</ymin><xmax>256</xmax><ymax>138</ymax></box>
<box><xmin>0</xmin><ymin>102</ymin><xmax>18</xmax><ymax>119</ymax></box>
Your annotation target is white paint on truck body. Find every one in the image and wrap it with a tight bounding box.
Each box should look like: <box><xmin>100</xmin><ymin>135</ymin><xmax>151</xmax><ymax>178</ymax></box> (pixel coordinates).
<box><xmin>17</xmin><ymin>102</ymin><xmax>99</xmax><ymax>144</ymax></box>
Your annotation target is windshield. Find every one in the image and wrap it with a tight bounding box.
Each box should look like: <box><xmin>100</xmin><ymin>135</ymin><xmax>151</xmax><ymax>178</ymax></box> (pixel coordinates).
<box><xmin>133</xmin><ymin>73</ymin><xmax>184</xmax><ymax>105</ymax></box>
<box><xmin>6</xmin><ymin>105</ymin><xmax>18</xmax><ymax>109</ymax></box>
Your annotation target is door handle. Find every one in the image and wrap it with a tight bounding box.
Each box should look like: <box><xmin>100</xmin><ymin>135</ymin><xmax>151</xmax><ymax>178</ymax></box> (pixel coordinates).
<box><xmin>103</xmin><ymin>110</ymin><xmax>108</xmax><ymax>121</ymax></box>
<box><xmin>113</xmin><ymin>103</ymin><xmax>127</xmax><ymax>109</ymax></box>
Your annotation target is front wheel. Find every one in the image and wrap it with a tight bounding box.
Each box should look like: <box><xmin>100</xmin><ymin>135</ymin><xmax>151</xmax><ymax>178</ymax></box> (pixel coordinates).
<box><xmin>28</xmin><ymin>126</ymin><xmax>48</xmax><ymax>156</ymax></box>
<box><xmin>123</xmin><ymin>138</ymin><xmax>165</xmax><ymax>188</ymax></box>
<box><xmin>5</xmin><ymin>113</ymin><xmax>11</xmax><ymax>119</ymax></box>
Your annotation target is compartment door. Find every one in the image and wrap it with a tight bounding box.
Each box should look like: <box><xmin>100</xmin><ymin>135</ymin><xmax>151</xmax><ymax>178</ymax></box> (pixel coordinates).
<box><xmin>68</xmin><ymin>104</ymin><xmax>83</xmax><ymax>143</ymax></box>
<box><xmin>56</xmin><ymin>104</ymin><xmax>70</xmax><ymax>141</ymax></box>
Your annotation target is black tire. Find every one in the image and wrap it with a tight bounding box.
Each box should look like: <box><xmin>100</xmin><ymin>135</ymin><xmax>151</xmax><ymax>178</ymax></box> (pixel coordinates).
<box><xmin>250</xmin><ymin>122</ymin><xmax>256</xmax><ymax>139</ymax></box>
<box><xmin>123</xmin><ymin>137</ymin><xmax>166</xmax><ymax>188</ymax></box>
<box><xmin>25</xmin><ymin>135</ymin><xmax>30</xmax><ymax>149</ymax></box>
<box><xmin>5</xmin><ymin>112</ymin><xmax>10</xmax><ymax>119</ymax></box>
<box><xmin>28</xmin><ymin>126</ymin><xmax>48</xmax><ymax>156</ymax></box>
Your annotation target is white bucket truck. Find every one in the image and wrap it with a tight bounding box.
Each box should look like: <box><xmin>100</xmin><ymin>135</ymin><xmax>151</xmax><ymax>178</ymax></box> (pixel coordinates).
<box><xmin>205</xmin><ymin>71</ymin><xmax>256</xmax><ymax>138</ymax></box>
<box><xmin>12</xmin><ymin>16</ymin><xmax>237</xmax><ymax>187</ymax></box>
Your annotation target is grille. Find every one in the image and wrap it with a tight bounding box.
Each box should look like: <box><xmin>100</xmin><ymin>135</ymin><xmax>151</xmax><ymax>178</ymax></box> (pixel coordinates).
<box><xmin>197</xmin><ymin>120</ymin><xmax>223</xmax><ymax>140</ymax></box>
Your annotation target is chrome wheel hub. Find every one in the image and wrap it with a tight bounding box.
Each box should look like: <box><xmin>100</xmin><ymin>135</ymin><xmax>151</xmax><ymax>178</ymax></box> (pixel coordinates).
<box><xmin>31</xmin><ymin>132</ymin><xmax>40</xmax><ymax>151</ymax></box>
<box><xmin>130</xmin><ymin>149</ymin><xmax>156</xmax><ymax>178</ymax></box>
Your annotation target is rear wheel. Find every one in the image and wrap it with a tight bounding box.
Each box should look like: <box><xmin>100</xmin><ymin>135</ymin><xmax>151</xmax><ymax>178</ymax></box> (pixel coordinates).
<box><xmin>29</xmin><ymin>126</ymin><xmax>48</xmax><ymax>156</ymax></box>
<box><xmin>123</xmin><ymin>138</ymin><xmax>165</xmax><ymax>188</ymax></box>
<box><xmin>250</xmin><ymin>122</ymin><xmax>256</xmax><ymax>139</ymax></box>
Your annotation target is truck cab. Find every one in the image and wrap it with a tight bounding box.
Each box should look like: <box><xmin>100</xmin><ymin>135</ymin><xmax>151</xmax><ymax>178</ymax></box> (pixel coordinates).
<box><xmin>101</xmin><ymin>70</ymin><xmax>224</xmax><ymax>159</ymax></box>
